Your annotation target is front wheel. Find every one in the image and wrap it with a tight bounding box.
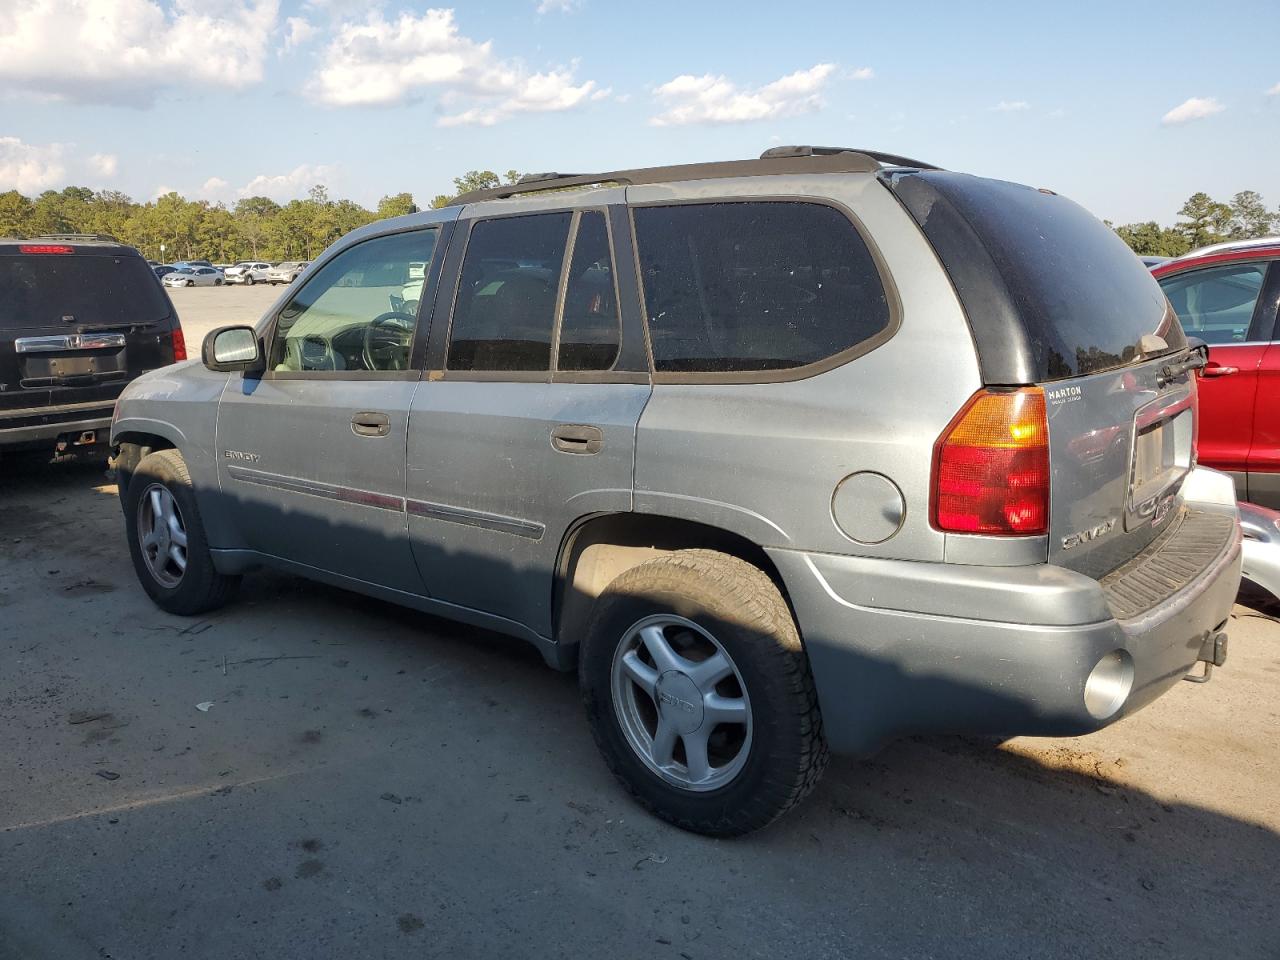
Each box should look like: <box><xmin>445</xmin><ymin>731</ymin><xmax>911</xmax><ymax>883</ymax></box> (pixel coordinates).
<box><xmin>124</xmin><ymin>449</ymin><xmax>239</xmax><ymax>615</ymax></box>
<box><xmin>580</xmin><ymin>549</ymin><xmax>827</xmax><ymax>836</ymax></box>
<box><xmin>245</xmin><ymin>274</ymin><xmax>254</xmax><ymax>285</ymax></box>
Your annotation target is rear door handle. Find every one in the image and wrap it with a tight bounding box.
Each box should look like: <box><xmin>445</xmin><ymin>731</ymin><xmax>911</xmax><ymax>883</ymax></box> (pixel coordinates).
<box><xmin>551</xmin><ymin>424</ymin><xmax>604</xmax><ymax>455</ymax></box>
<box><xmin>351</xmin><ymin>411</ymin><xmax>391</xmax><ymax>437</ymax></box>
<box><xmin>1200</xmin><ymin>365</ymin><xmax>1239</xmax><ymax>378</ymax></box>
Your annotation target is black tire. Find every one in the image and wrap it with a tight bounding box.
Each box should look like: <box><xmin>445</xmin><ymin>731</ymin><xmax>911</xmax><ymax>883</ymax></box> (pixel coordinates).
<box><xmin>244</xmin><ymin>273</ymin><xmax>254</xmax><ymax>286</ymax></box>
<box><xmin>124</xmin><ymin>449</ymin><xmax>239</xmax><ymax>615</ymax></box>
<box><xmin>580</xmin><ymin>549</ymin><xmax>828</xmax><ymax>836</ymax></box>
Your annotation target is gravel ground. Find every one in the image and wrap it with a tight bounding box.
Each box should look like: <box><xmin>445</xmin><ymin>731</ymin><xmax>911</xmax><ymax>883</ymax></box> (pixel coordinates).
<box><xmin>165</xmin><ymin>283</ymin><xmax>283</xmax><ymax>350</ymax></box>
<box><xmin>1</xmin><ymin>456</ymin><xmax>1277</xmax><ymax>960</ymax></box>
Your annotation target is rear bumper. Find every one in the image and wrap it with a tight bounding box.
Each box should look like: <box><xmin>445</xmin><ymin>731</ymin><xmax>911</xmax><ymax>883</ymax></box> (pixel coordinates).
<box><xmin>1239</xmin><ymin>500</ymin><xmax>1280</xmax><ymax>600</ymax></box>
<box><xmin>0</xmin><ymin>402</ymin><xmax>115</xmax><ymax>450</ymax></box>
<box><xmin>769</xmin><ymin>467</ymin><xmax>1243</xmax><ymax>756</ymax></box>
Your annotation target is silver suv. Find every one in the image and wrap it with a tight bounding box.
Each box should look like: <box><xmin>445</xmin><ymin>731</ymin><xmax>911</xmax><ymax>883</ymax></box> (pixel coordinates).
<box><xmin>110</xmin><ymin>147</ymin><xmax>1242</xmax><ymax>835</ymax></box>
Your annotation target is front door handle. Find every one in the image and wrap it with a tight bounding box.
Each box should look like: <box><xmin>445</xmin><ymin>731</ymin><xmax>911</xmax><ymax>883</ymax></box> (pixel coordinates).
<box><xmin>351</xmin><ymin>411</ymin><xmax>391</xmax><ymax>437</ymax></box>
<box><xmin>1200</xmin><ymin>364</ymin><xmax>1239</xmax><ymax>378</ymax></box>
<box><xmin>551</xmin><ymin>424</ymin><xmax>604</xmax><ymax>455</ymax></box>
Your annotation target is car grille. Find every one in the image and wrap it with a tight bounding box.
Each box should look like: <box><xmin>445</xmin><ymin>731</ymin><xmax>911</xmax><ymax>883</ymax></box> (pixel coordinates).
<box><xmin>1099</xmin><ymin>508</ymin><xmax>1237</xmax><ymax>620</ymax></box>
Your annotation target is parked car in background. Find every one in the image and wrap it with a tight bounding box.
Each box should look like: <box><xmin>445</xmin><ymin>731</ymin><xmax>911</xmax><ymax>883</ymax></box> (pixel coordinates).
<box><xmin>1140</xmin><ymin>255</ymin><xmax>1169</xmax><ymax>268</ymax></box>
<box><xmin>265</xmin><ymin>261</ymin><xmax>309</xmax><ymax>285</ymax></box>
<box><xmin>224</xmin><ymin>262</ymin><xmax>272</xmax><ymax>285</ymax></box>
<box><xmin>162</xmin><ymin>266</ymin><xmax>224</xmax><ymax>287</ymax></box>
<box><xmin>1152</xmin><ymin>237</ymin><xmax>1280</xmax><ymax>507</ymax></box>
<box><xmin>152</xmin><ymin>264</ymin><xmax>177</xmax><ymax>280</ymax></box>
<box><xmin>1</xmin><ymin>234</ymin><xmax>185</xmax><ymax>460</ymax></box>
<box><xmin>111</xmin><ymin>147</ymin><xmax>1241</xmax><ymax>836</ymax></box>
<box><xmin>171</xmin><ymin>260</ymin><xmax>213</xmax><ymax>270</ymax></box>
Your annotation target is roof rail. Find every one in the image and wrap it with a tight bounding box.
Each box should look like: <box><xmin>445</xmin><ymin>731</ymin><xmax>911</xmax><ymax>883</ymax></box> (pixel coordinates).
<box><xmin>447</xmin><ymin>147</ymin><xmax>940</xmax><ymax>206</ymax></box>
<box><xmin>32</xmin><ymin>233</ymin><xmax>122</xmax><ymax>243</ymax></box>
<box><xmin>759</xmin><ymin>145</ymin><xmax>940</xmax><ymax>170</ymax></box>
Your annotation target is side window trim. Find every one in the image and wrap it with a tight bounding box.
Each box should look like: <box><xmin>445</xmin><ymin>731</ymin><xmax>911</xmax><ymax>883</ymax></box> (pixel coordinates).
<box><xmin>1255</xmin><ymin>260</ymin><xmax>1280</xmax><ymax>343</ymax></box>
<box><xmin>257</xmin><ymin>223</ymin><xmax>447</xmax><ymax>381</ymax></box>
<box><xmin>627</xmin><ymin>195</ymin><xmax>901</xmax><ymax>385</ymax></box>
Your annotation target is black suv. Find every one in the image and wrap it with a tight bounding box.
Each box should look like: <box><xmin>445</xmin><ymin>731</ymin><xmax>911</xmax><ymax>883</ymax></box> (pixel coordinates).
<box><xmin>0</xmin><ymin>235</ymin><xmax>185</xmax><ymax>460</ymax></box>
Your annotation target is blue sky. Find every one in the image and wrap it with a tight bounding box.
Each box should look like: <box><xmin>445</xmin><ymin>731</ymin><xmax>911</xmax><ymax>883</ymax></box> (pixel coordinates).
<box><xmin>1</xmin><ymin>0</ymin><xmax>1277</xmax><ymax>224</ymax></box>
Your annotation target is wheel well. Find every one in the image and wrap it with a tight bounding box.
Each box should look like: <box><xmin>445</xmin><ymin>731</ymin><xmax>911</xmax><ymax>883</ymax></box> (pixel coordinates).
<box><xmin>112</xmin><ymin>432</ymin><xmax>175</xmax><ymax>497</ymax></box>
<box><xmin>553</xmin><ymin>513</ymin><xmax>790</xmax><ymax>663</ymax></box>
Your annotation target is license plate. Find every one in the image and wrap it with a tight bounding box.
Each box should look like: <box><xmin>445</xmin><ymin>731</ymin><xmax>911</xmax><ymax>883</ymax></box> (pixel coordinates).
<box><xmin>1129</xmin><ymin>408</ymin><xmax>1192</xmax><ymax>527</ymax></box>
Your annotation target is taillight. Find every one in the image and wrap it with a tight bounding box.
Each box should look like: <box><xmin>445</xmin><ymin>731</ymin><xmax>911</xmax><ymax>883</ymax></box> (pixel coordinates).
<box><xmin>166</xmin><ymin>327</ymin><xmax>187</xmax><ymax>362</ymax></box>
<box><xmin>932</xmin><ymin>387</ymin><xmax>1049</xmax><ymax>536</ymax></box>
<box><xmin>20</xmin><ymin>244</ymin><xmax>73</xmax><ymax>254</ymax></box>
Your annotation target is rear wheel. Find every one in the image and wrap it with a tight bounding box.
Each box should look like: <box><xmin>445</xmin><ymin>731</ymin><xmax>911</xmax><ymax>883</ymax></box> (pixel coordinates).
<box><xmin>124</xmin><ymin>449</ymin><xmax>239</xmax><ymax>615</ymax></box>
<box><xmin>580</xmin><ymin>549</ymin><xmax>827</xmax><ymax>836</ymax></box>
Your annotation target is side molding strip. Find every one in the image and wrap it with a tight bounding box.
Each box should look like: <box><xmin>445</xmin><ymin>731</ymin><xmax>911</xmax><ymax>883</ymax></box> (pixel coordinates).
<box><xmin>406</xmin><ymin>497</ymin><xmax>545</xmax><ymax>540</ymax></box>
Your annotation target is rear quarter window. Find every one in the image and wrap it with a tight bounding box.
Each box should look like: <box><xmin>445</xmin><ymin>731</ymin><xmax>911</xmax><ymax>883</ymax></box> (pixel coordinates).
<box><xmin>632</xmin><ymin>201</ymin><xmax>892</xmax><ymax>375</ymax></box>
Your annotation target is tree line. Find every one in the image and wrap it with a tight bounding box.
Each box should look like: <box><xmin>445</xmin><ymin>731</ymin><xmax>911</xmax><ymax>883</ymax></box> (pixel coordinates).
<box><xmin>1110</xmin><ymin>190</ymin><xmax>1275</xmax><ymax>257</ymax></box>
<box><xmin>5</xmin><ymin>168</ymin><xmax>1271</xmax><ymax>263</ymax></box>
<box><xmin>0</xmin><ymin>170</ymin><xmax>522</xmax><ymax>264</ymax></box>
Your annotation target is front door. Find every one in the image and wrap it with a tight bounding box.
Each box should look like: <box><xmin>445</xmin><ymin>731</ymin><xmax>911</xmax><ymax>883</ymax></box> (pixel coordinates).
<box><xmin>217</xmin><ymin>224</ymin><xmax>446</xmax><ymax>593</ymax></box>
<box><xmin>407</xmin><ymin>200</ymin><xmax>650</xmax><ymax>638</ymax></box>
<box><xmin>1158</xmin><ymin>259</ymin><xmax>1273</xmax><ymax>477</ymax></box>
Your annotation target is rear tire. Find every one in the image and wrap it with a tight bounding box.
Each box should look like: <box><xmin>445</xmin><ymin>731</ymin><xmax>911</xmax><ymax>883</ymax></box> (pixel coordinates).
<box><xmin>245</xmin><ymin>274</ymin><xmax>254</xmax><ymax>285</ymax></box>
<box><xmin>580</xmin><ymin>549</ymin><xmax>828</xmax><ymax>836</ymax></box>
<box><xmin>124</xmin><ymin>449</ymin><xmax>239</xmax><ymax>615</ymax></box>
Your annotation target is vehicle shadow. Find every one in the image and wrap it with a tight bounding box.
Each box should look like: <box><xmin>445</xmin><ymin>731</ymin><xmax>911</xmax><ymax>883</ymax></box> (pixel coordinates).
<box><xmin>3</xmin><ymin>456</ymin><xmax>1277</xmax><ymax>958</ymax></box>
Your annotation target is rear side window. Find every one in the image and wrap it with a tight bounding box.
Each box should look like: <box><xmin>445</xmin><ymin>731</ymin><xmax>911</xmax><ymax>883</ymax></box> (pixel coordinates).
<box><xmin>448</xmin><ymin>213</ymin><xmax>571</xmax><ymax>372</ymax></box>
<box><xmin>1159</xmin><ymin>263</ymin><xmax>1267</xmax><ymax>344</ymax></box>
<box><xmin>633</xmin><ymin>202</ymin><xmax>891</xmax><ymax>374</ymax></box>
<box><xmin>559</xmin><ymin>211</ymin><xmax>621</xmax><ymax>371</ymax></box>
<box><xmin>0</xmin><ymin>253</ymin><xmax>170</xmax><ymax>329</ymax></box>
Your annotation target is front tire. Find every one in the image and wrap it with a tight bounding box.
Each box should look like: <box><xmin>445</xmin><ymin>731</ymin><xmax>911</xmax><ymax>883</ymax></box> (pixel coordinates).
<box><xmin>245</xmin><ymin>273</ymin><xmax>254</xmax><ymax>285</ymax></box>
<box><xmin>580</xmin><ymin>549</ymin><xmax>828</xmax><ymax>836</ymax></box>
<box><xmin>124</xmin><ymin>449</ymin><xmax>239</xmax><ymax>615</ymax></box>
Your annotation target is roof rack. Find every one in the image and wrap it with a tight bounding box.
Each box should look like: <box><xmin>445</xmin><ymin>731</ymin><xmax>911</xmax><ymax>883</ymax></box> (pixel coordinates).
<box><xmin>32</xmin><ymin>233</ymin><xmax>122</xmax><ymax>243</ymax></box>
<box><xmin>448</xmin><ymin>146</ymin><xmax>941</xmax><ymax>206</ymax></box>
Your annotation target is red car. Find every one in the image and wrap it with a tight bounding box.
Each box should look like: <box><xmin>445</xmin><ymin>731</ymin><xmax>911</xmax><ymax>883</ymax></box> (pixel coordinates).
<box><xmin>1153</xmin><ymin>238</ymin><xmax>1280</xmax><ymax>508</ymax></box>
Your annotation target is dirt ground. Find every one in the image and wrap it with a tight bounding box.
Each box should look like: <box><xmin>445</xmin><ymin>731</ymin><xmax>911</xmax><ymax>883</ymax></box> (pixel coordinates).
<box><xmin>1</xmin><ymin>454</ymin><xmax>1277</xmax><ymax>960</ymax></box>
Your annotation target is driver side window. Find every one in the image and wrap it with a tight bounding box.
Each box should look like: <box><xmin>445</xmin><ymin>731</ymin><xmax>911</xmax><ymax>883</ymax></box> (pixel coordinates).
<box><xmin>270</xmin><ymin>228</ymin><xmax>438</xmax><ymax>372</ymax></box>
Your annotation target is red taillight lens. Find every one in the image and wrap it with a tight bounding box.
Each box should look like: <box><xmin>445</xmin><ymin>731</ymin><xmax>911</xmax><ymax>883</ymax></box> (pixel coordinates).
<box><xmin>932</xmin><ymin>388</ymin><xmax>1049</xmax><ymax>536</ymax></box>
<box><xmin>20</xmin><ymin>244</ymin><xmax>73</xmax><ymax>254</ymax></box>
<box><xmin>166</xmin><ymin>327</ymin><xmax>187</xmax><ymax>362</ymax></box>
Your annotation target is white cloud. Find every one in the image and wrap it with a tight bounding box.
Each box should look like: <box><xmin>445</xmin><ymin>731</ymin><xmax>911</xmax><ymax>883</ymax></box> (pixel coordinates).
<box><xmin>238</xmin><ymin>164</ymin><xmax>337</xmax><ymax>202</ymax></box>
<box><xmin>850</xmin><ymin>66</ymin><xmax>874</xmax><ymax>80</ymax></box>
<box><xmin>307</xmin><ymin>7</ymin><xmax>600</xmax><ymax>126</ymax></box>
<box><xmin>0</xmin><ymin>0</ymin><xmax>280</xmax><ymax>106</ymax></box>
<box><xmin>1161</xmin><ymin>96</ymin><xmax>1224</xmax><ymax>125</ymax></box>
<box><xmin>0</xmin><ymin>136</ymin><xmax>66</xmax><ymax>193</ymax></box>
<box><xmin>200</xmin><ymin>176</ymin><xmax>231</xmax><ymax>200</ymax></box>
<box><xmin>153</xmin><ymin>185</ymin><xmax>180</xmax><ymax>200</ymax></box>
<box><xmin>281</xmin><ymin>16</ymin><xmax>316</xmax><ymax>53</ymax></box>
<box><xmin>648</xmin><ymin>63</ymin><xmax>835</xmax><ymax>126</ymax></box>
<box><xmin>536</xmin><ymin>0</ymin><xmax>579</xmax><ymax>11</ymax></box>
<box><xmin>1046</xmin><ymin>108</ymin><xmax>1066</xmax><ymax>120</ymax></box>
<box><xmin>88</xmin><ymin>153</ymin><xmax>118</xmax><ymax>178</ymax></box>
<box><xmin>1267</xmin><ymin>82</ymin><xmax>1280</xmax><ymax>96</ymax></box>
<box><xmin>991</xmin><ymin>100</ymin><xmax>1029</xmax><ymax>112</ymax></box>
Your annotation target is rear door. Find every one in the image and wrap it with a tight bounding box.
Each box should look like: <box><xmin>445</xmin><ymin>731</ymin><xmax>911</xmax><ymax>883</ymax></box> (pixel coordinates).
<box><xmin>1157</xmin><ymin>259</ymin><xmax>1274</xmax><ymax>475</ymax></box>
<box><xmin>0</xmin><ymin>243</ymin><xmax>176</xmax><ymax>421</ymax></box>
<box><xmin>406</xmin><ymin>195</ymin><xmax>650</xmax><ymax>637</ymax></box>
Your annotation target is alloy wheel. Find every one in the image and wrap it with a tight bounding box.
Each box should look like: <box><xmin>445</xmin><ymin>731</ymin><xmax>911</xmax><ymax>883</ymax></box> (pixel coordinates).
<box><xmin>610</xmin><ymin>614</ymin><xmax>753</xmax><ymax>792</ymax></box>
<box><xmin>136</xmin><ymin>483</ymin><xmax>188</xmax><ymax>587</ymax></box>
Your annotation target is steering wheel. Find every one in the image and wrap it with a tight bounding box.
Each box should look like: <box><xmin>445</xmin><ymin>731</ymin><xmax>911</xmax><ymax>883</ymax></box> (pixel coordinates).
<box><xmin>362</xmin><ymin>311</ymin><xmax>417</xmax><ymax>371</ymax></box>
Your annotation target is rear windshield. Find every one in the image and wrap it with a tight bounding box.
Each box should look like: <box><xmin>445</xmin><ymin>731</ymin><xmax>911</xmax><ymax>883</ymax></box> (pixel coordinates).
<box><xmin>888</xmin><ymin>171</ymin><xmax>1183</xmax><ymax>382</ymax></box>
<box><xmin>0</xmin><ymin>252</ymin><xmax>172</xmax><ymax>329</ymax></box>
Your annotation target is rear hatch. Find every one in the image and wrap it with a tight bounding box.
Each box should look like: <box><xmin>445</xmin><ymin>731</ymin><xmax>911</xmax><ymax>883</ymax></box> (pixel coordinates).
<box><xmin>886</xmin><ymin>170</ymin><xmax>1198</xmax><ymax>577</ymax></box>
<box><xmin>0</xmin><ymin>242</ymin><xmax>178</xmax><ymax>419</ymax></box>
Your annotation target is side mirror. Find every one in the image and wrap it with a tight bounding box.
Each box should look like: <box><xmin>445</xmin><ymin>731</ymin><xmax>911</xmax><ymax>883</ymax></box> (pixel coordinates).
<box><xmin>203</xmin><ymin>325</ymin><xmax>264</xmax><ymax>374</ymax></box>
